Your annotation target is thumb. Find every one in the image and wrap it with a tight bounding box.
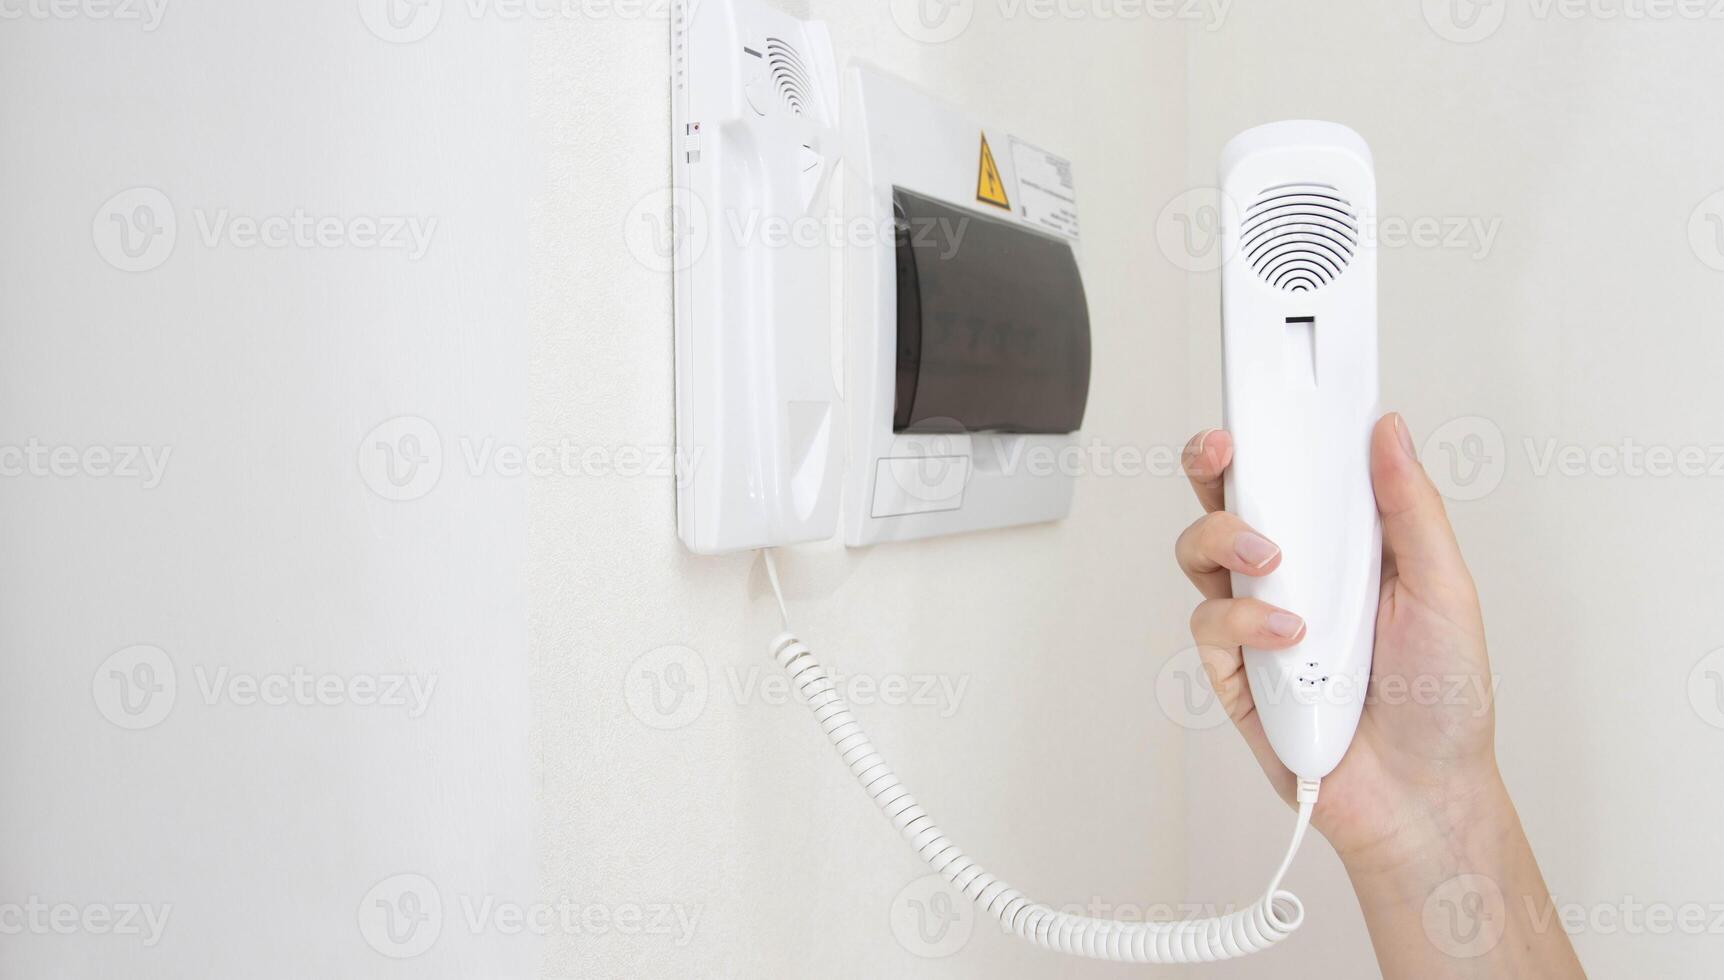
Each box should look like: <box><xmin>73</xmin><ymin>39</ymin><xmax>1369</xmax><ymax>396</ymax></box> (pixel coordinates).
<box><xmin>1371</xmin><ymin>413</ymin><xmax>1475</xmax><ymax>603</ymax></box>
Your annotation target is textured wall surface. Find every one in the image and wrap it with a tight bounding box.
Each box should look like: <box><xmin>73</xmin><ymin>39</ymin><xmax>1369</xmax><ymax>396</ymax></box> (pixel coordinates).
<box><xmin>0</xmin><ymin>6</ymin><xmax>536</xmax><ymax>979</ymax></box>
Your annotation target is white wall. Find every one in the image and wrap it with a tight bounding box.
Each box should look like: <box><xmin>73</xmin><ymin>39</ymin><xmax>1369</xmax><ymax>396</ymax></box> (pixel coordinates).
<box><xmin>0</xmin><ymin>8</ymin><xmax>536</xmax><ymax>979</ymax></box>
<box><xmin>13</xmin><ymin>3</ymin><xmax>1718</xmax><ymax>978</ymax></box>
<box><xmin>1184</xmin><ymin>4</ymin><xmax>1724</xmax><ymax>978</ymax></box>
<box><xmin>530</xmin><ymin>3</ymin><xmax>1198</xmax><ymax>977</ymax></box>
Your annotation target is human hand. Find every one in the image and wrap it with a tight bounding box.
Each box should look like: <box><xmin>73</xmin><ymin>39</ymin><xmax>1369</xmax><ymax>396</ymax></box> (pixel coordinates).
<box><xmin>1175</xmin><ymin>413</ymin><xmax>1501</xmax><ymax>870</ymax></box>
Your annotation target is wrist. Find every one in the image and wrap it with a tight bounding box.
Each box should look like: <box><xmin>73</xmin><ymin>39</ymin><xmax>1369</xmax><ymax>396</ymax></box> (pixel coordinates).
<box><xmin>1339</xmin><ymin>763</ymin><xmax>1517</xmax><ymax>891</ymax></box>
<box><xmin>1336</xmin><ymin>767</ymin><xmax>1587</xmax><ymax>978</ymax></box>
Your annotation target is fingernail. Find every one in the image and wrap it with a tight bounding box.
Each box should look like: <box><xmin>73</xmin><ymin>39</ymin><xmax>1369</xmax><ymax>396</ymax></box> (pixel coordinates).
<box><xmin>1393</xmin><ymin>413</ymin><xmax>1418</xmax><ymax>461</ymax></box>
<box><xmin>1189</xmin><ymin>428</ymin><xmax>1218</xmax><ymax>454</ymax></box>
<box><xmin>1266</xmin><ymin>611</ymin><xmax>1305</xmax><ymax>638</ymax></box>
<box><xmin>1234</xmin><ymin>532</ymin><xmax>1281</xmax><ymax>568</ymax></box>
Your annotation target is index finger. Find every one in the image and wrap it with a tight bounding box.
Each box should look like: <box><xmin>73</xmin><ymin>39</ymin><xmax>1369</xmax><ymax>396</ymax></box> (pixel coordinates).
<box><xmin>1182</xmin><ymin>428</ymin><xmax>1234</xmax><ymax>513</ymax></box>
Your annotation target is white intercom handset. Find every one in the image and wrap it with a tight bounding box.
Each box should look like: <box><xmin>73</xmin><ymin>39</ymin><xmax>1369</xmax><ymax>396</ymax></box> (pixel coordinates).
<box><xmin>672</xmin><ymin>0</ymin><xmax>844</xmax><ymax>555</ymax></box>
<box><xmin>1221</xmin><ymin>121</ymin><xmax>1382</xmax><ymax>781</ymax></box>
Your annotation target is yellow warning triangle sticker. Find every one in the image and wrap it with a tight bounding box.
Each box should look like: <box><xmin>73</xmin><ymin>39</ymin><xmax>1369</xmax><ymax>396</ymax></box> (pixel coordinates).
<box><xmin>976</xmin><ymin>134</ymin><xmax>1011</xmax><ymax>210</ymax></box>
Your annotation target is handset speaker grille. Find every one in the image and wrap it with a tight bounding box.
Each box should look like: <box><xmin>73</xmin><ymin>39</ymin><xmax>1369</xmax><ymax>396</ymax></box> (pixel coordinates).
<box><xmin>764</xmin><ymin>38</ymin><xmax>810</xmax><ymax>117</ymax></box>
<box><xmin>1241</xmin><ymin>182</ymin><xmax>1359</xmax><ymax>293</ymax></box>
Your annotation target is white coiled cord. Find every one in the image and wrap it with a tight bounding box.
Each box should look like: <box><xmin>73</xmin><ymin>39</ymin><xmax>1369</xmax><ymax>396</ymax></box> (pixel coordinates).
<box><xmin>762</xmin><ymin>550</ymin><xmax>1319</xmax><ymax>964</ymax></box>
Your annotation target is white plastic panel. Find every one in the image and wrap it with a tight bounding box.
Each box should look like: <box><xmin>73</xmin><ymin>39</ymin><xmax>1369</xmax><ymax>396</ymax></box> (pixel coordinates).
<box><xmin>843</xmin><ymin>66</ymin><xmax>1088</xmax><ymax>547</ymax></box>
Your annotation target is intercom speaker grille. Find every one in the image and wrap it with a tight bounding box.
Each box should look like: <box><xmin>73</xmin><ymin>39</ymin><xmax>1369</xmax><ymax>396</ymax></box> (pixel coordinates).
<box><xmin>1241</xmin><ymin>182</ymin><xmax>1359</xmax><ymax>293</ymax></box>
<box><xmin>765</xmin><ymin>38</ymin><xmax>810</xmax><ymax>117</ymax></box>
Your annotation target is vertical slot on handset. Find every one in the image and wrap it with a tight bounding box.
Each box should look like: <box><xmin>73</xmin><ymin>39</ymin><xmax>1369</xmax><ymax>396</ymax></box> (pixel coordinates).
<box><xmin>1284</xmin><ymin>316</ymin><xmax>1317</xmax><ymax>388</ymax></box>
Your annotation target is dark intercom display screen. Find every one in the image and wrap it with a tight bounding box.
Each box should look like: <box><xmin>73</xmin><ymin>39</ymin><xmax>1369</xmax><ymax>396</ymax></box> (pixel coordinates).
<box><xmin>893</xmin><ymin>188</ymin><xmax>1092</xmax><ymax>434</ymax></box>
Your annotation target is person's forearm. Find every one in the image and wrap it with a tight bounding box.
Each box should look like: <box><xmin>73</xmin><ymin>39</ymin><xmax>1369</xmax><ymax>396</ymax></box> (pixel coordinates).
<box><xmin>1342</xmin><ymin>770</ymin><xmax>1587</xmax><ymax>979</ymax></box>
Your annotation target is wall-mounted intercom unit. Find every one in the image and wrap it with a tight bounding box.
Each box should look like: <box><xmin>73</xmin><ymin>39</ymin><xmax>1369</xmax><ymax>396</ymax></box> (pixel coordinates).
<box><xmin>671</xmin><ymin>0</ymin><xmax>1091</xmax><ymax>552</ymax></box>
<box><xmin>843</xmin><ymin>68</ymin><xmax>1091</xmax><ymax>546</ymax></box>
<box><xmin>671</xmin><ymin>0</ymin><xmax>844</xmax><ymax>554</ymax></box>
